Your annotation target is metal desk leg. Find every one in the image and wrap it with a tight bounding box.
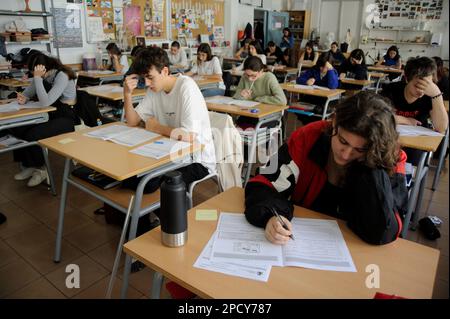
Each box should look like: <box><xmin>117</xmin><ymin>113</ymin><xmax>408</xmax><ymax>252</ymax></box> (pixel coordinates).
<box><xmin>151</xmin><ymin>272</ymin><xmax>164</xmax><ymax>299</ymax></box>
<box><xmin>42</xmin><ymin>147</ymin><xmax>56</xmax><ymax>196</ymax></box>
<box><xmin>375</xmin><ymin>78</ymin><xmax>381</xmax><ymax>93</ymax></box>
<box><xmin>411</xmin><ymin>166</ymin><xmax>429</xmax><ymax>231</ymax></box>
<box><xmin>322</xmin><ymin>98</ymin><xmax>331</xmax><ymax>120</ymax></box>
<box><xmin>432</xmin><ymin>128</ymin><xmax>449</xmax><ymax>191</ymax></box>
<box><xmin>54</xmin><ymin>158</ymin><xmax>71</xmax><ymax>262</ymax></box>
<box><xmin>401</xmin><ymin>152</ymin><xmax>427</xmax><ymax>238</ymax></box>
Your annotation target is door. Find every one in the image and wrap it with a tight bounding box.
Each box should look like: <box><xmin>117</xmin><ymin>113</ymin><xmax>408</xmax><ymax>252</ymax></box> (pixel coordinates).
<box><xmin>266</xmin><ymin>11</ymin><xmax>289</xmax><ymax>48</ymax></box>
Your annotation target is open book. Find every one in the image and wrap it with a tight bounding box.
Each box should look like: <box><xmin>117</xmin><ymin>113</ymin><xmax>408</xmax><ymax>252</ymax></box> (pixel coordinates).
<box><xmin>396</xmin><ymin>125</ymin><xmax>444</xmax><ymax>137</ymax></box>
<box><xmin>130</xmin><ymin>138</ymin><xmax>191</xmax><ymax>159</ymax></box>
<box><xmin>206</xmin><ymin>96</ymin><xmax>260</xmax><ymax>108</ymax></box>
<box><xmin>84</xmin><ymin>124</ymin><xmax>160</xmax><ymax>147</ymax></box>
<box><xmin>293</xmin><ymin>84</ymin><xmax>330</xmax><ymax>91</ymax></box>
<box><xmin>209</xmin><ymin>213</ymin><xmax>356</xmax><ymax>272</ymax></box>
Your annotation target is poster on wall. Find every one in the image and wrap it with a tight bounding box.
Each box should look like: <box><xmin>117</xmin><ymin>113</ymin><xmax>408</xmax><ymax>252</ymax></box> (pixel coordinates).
<box><xmin>86</xmin><ymin>17</ymin><xmax>105</xmax><ymax>42</ymax></box>
<box><xmin>374</xmin><ymin>0</ymin><xmax>443</xmax><ymax>21</ymax></box>
<box><xmin>124</xmin><ymin>5</ymin><xmax>142</xmax><ymax>36</ymax></box>
<box><xmin>142</xmin><ymin>0</ymin><xmax>164</xmax><ymax>37</ymax></box>
<box><xmin>114</xmin><ymin>7</ymin><xmax>123</xmax><ymax>24</ymax></box>
<box><xmin>54</xmin><ymin>7</ymin><xmax>83</xmax><ymax>48</ymax></box>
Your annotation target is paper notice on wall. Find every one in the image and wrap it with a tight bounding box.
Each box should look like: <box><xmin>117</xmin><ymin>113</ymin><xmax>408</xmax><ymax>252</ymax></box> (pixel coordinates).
<box><xmin>114</xmin><ymin>7</ymin><xmax>123</xmax><ymax>25</ymax></box>
<box><xmin>87</xmin><ymin>17</ymin><xmax>105</xmax><ymax>42</ymax></box>
<box><xmin>112</xmin><ymin>0</ymin><xmax>123</xmax><ymax>7</ymax></box>
<box><xmin>275</xmin><ymin>22</ymin><xmax>282</xmax><ymax>28</ymax></box>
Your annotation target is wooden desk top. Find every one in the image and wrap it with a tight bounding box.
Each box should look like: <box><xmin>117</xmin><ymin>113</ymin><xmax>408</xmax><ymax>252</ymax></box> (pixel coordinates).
<box><xmin>78</xmin><ymin>84</ymin><xmax>146</xmax><ymax>101</ymax></box>
<box><xmin>368</xmin><ymin>66</ymin><xmax>403</xmax><ymax>74</ymax></box>
<box><xmin>0</xmin><ymin>78</ymin><xmax>31</xmax><ymax>88</ymax></box>
<box><xmin>223</xmin><ymin>57</ymin><xmax>244</xmax><ymax>62</ymax></box>
<box><xmin>368</xmin><ymin>72</ymin><xmax>386</xmax><ymax>79</ymax></box>
<box><xmin>340</xmin><ymin>78</ymin><xmax>373</xmax><ymax>86</ymax></box>
<box><xmin>123</xmin><ymin>187</ymin><xmax>439</xmax><ymax>299</ymax></box>
<box><xmin>206</xmin><ymin>99</ymin><xmax>288</xmax><ymax>119</ymax></box>
<box><xmin>0</xmin><ymin>106</ymin><xmax>55</xmax><ymax>121</ymax></box>
<box><xmin>192</xmin><ymin>75</ymin><xmax>223</xmax><ymax>87</ymax></box>
<box><xmin>399</xmin><ymin>134</ymin><xmax>444</xmax><ymax>152</ymax></box>
<box><xmin>38</xmin><ymin>123</ymin><xmax>201</xmax><ymax>181</ymax></box>
<box><xmin>281</xmin><ymin>83</ymin><xmax>346</xmax><ymax>98</ymax></box>
<box><xmin>272</xmin><ymin>66</ymin><xmax>299</xmax><ymax>74</ymax></box>
<box><xmin>77</xmin><ymin>71</ymin><xmax>123</xmax><ymax>79</ymax></box>
<box><xmin>299</xmin><ymin>61</ymin><xmax>315</xmax><ymax>68</ymax></box>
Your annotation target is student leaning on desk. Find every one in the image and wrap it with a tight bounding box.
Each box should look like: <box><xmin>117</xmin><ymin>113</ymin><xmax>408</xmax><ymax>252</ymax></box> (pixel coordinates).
<box><xmin>122</xmin><ymin>47</ymin><xmax>216</xmax><ymax>193</ymax></box>
<box><xmin>10</xmin><ymin>53</ymin><xmax>77</xmax><ymax>187</ymax></box>
<box><xmin>244</xmin><ymin>92</ymin><xmax>408</xmax><ymax>246</ymax></box>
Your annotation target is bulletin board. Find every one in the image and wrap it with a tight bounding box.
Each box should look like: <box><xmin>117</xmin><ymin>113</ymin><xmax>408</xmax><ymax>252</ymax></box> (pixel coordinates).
<box><xmin>130</xmin><ymin>0</ymin><xmax>166</xmax><ymax>39</ymax></box>
<box><xmin>171</xmin><ymin>0</ymin><xmax>224</xmax><ymax>40</ymax></box>
<box><xmin>374</xmin><ymin>0</ymin><xmax>443</xmax><ymax>20</ymax></box>
<box><xmin>85</xmin><ymin>0</ymin><xmax>115</xmax><ymax>41</ymax></box>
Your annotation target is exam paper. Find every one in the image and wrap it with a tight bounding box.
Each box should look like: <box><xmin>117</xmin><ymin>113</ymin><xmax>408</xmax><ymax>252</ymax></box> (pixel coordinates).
<box><xmin>130</xmin><ymin>138</ymin><xmax>191</xmax><ymax>159</ymax></box>
<box><xmin>194</xmin><ymin>233</ymin><xmax>271</xmax><ymax>282</ymax></box>
<box><xmin>90</xmin><ymin>85</ymin><xmax>124</xmax><ymax>93</ymax></box>
<box><xmin>396</xmin><ymin>125</ymin><xmax>444</xmax><ymax>137</ymax></box>
<box><xmin>0</xmin><ymin>101</ymin><xmax>46</xmax><ymax>113</ymax></box>
<box><xmin>84</xmin><ymin>125</ymin><xmax>160</xmax><ymax>147</ymax></box>
<box><xmin>85</xmin><ymin>124</ymin><xmax>133</xmax><ymax>140</ymax></box>
<box><xmin>206</xmin><ymin>96</ymin><xmax>260</xmax><ymax>108</ymax></box>
<box><xmin>210</xmin><ymin>213</ymin><xmax>356</xmax><ymax>272</ymax></box>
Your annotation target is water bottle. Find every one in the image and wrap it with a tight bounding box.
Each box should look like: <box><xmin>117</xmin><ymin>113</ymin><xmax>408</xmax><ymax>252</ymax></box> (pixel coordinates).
<box><xmin>160</xmin><ymin>171</ymin><xmax>187</xmax><ymax>247</ymax></box>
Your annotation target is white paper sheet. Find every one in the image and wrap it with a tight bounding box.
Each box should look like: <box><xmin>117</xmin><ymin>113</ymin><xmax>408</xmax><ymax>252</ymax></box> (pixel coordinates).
<box><xmin>211</xmin><ymin>213</ymin><xmax>283</xmax><ymax>266</ymax></box>
<box><xmin>293</xmin><ymin>84</ymin><xmax>313</xmax><ymax>90</ymax></box>
<box><xmin>0</xmin><ymin>101</ymin><xmax>46</xmax><ymax>113</ymax></box>
<box><xmin>90</xmin><ymin>85</ymin><xmax>123</xmax><ymax>93</ymax></box>
<box><xmin>84</xmin><ymin>124</ymin><xmax>132</xmax><ymax>140</ymax></box>
<box><xmin>130</xmin><ymin>138</ymin><xmax>191</xmax><ymax>159</ymax></box>
<box><xmin>194</xmin><ymin>233</ymin><xmax>272</xmax><ymax>282</ymax></box>
<box><xmin>85</xmin><ymin>125</ymin><xmax>160</xmax><ymax>147</ymax></box>
<box><xmin>0</xmin><ymin>134</ymin><xmax>25</xmax><ymax>147</ymax></box>
<box><xmin>206</xmin><ymin>96</ymin><xmax>260</xmax><ymax>108</ymax></box>
<box><xmin>210</xmin><ymin>213</ymin><xmax>356</xmax><ymax>273</ymax></box>
<box><xmin>396</xmin><ymin>125</ymin><xmax>444</xmax><ymax>137</ymax></box>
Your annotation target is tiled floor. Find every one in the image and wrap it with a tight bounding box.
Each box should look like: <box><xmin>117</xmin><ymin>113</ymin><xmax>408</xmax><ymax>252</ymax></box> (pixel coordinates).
<box><xmin>0</xmin><ymin>114</ymin><xmax>448</xmax><ymax>298</ymax></box>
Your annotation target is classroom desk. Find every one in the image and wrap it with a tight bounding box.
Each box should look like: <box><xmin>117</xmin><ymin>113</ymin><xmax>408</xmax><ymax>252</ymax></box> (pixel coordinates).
<box><xmin>0</xmin><ymin>102</ymin><xmax>57</xmax><ymax>195</ymax></box>
<box><xmin>206</xmin><ymin>97</ymin><xmax>288</xmax><ymax>186</ymax></box>
<box><xmin>269</xmin><ymin>66</ymin><xmax>299</xmax><ymax>83</ymax></box>
<box><xmin>38</xmin><ymin>122</ymin><xmax>201</xmax><ymax>298</ymax></box>
<box><xmin>78</xmin><ymin>84</ymin><xmax>146</xmax><ymax>101</ymax></box>
<box><xmin>367</xmin><ymin>66</ymin><xmax>403</xmax><ymax>75</ymax></box>
<box><xmin>367</xmin><ymin>72</ymin><xmax>387</xmax><ymax>93</ymax></box>
<box><xmin>123</xmin><ymin>187</ymin><xmax>439</xmax><ymax>299</ymax></box>
<box><xmin>191</xmin><ymin>75</ymin><xmax>223</xmax><ymax>89</ymax></box>
<box><xmin>398</xmin><ymin>134</ymin><xmax>444</xmax><ymax>238</ymax></box>
<box><xmin>340</xmin><ymin>78</ymin><xmax>373</xmax><ymax>90</ymax></box>
<box><xmin>0</xmin><ymin>78</ymin><xmax>31</xmax><ymax>89</ymax></box>
<box><xmin>280</xmin><ymin>82</ymin><xmax>346</xmax><ymax>119</ymax></box>
<box><xmin>77</xmin><ymin>70</ymin><xmax>123</xmax><ymax>86</ymax></box>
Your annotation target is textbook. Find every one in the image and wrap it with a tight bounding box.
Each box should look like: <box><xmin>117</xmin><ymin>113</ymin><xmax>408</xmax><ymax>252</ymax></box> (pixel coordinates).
<box><xmin>206</xmin><ymin>96</ymin><xmax>260</xmax><ymax>108</ymax></box>
<box><xmin>85</xmin><ymin>124</ymin><xmax>160</xmax><ymax>147</ymax></box>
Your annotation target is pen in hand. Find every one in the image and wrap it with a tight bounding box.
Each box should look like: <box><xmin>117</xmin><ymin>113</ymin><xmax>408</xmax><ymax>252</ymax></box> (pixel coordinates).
<box><xmin>270</xmin><ymin>208</ymin><xmax>295</xmax><ymax>240</ymax></box>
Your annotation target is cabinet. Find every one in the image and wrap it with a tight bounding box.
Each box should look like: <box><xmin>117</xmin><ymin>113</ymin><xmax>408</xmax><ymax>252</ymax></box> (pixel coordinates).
<box><xmin>0</xmin><ymin>0</ymin><xmax>59</xmax><ymax>59</ymax></box>
<box><xmin>286</xmin><ymin>10</ymin><xmax>310</xmax><ymax>45</ymax></box>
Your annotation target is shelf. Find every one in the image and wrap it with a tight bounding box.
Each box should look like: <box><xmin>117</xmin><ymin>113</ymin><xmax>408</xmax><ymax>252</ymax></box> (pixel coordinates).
<box><xmin>0</xmin><ymin>10</ymin><xmax>52</xmax><ymax>17</ymax></box>
<box><xmin>368</xmin><ymin>28</ymin><xmax>431</xmax><ymax>32</ymax></box>
<box><xmin>363</xmin><ymin>40</ymin><xmax>430</xmax><ymax>46</ymax></box>
<box><xmin>5</xmin><ymin>40</ymin><xmax>52</xmax><ymax>45</ymax></box>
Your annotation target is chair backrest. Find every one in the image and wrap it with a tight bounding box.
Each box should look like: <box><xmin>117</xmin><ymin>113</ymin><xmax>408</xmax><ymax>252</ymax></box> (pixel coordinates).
<box><xmin>208</xmin><ymin>111</ymin><xmax>243</xmax><ymax>189</ymax></box>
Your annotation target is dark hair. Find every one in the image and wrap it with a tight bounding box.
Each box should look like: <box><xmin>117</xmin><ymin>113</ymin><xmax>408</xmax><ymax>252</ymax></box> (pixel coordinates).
<box><xmin>385</xmin><ymin>45</ymin><xmax>400</xmax><ymax>61</ymax></box>
<box><xmin>283</xmin><ymin>27</ymin><xmax>291</xmax><ymax>37</ymax></box>
<box><xmin>332</xmin><ymin>91</ymin><xmax>399</xmax><ymax>173</ymax></box>
<box><xmin>404</xmin><ymin>56</ymin><xmax>436</xmax><ymax>82</ymax></box>
<box><xmin>243</xmin><ymin>55</ymin><xmax>265</xmax><ymax>72</ymax></box>
<box><xmin>349</xmin><ymin>49</ymin><xmax>366</xmax><ymax>66</ymax></box>
<box><xmin>132</xmin><ymin>47</ymin><xmax>170</xmax><ymax>74</ymax></box>
<box><xmin>314</xmin><ymin>54</ymin><xmax>328</xmax><ymax>69</ymax></box>
<box><xmin>331</xmin><ymin>41</ymin><xmax>339</xmax><ymax>47</ymax></box>
<box><xmin>28</xmin><ymin>53</ymin><xmax>76</xmax><ymax>80</ymax></box>
<box><xmin>249</xmin><ymin>40</ymin><xmax>264</xmax><ymax>55</ymax></box>
<box><xmin>304</xmin><ymin>41</ymin><xmax>316</xmax><ymax>61</ymax></box>
<box><xmin>171</xmin><ymin>41</ymin><xmax>180</xmax><ymax>49</ymax></box>
<box><xmin>267</xmin><ymin>41</ymin><xmax>276</xmax><ymax>47</ymax></box>
<box><xmin>432</xmin><ymin>56</ymin><xmax>445</xmax><ymax>82</ymax></box>
<box><xmin>106</xmin><ymin>43</ymin><xmax>122</xmax><ymax>56</ymax></box>
<box><xmin>197</xmin><ymin>43</ymin><xmax>213</xmax><ymax>62</ymax></box>
<box><xmin>130</xmin><ymin>45</ymin><xmax>145</xmax><ymax>58</ymax></box>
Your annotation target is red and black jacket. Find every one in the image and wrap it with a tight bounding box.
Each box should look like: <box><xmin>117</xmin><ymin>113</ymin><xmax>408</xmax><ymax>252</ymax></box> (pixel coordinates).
<box><xmin>245</xmin><ymin>120</ymin><xmax>408</xmax><ymax>245</ymax></box>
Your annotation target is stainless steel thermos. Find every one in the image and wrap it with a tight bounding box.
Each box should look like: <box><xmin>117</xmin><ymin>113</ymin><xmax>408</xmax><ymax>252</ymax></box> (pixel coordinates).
<box><xmin>160</xmin><ymin>171</ymin><xmax>187</xmax><ymax>247</ymax></box>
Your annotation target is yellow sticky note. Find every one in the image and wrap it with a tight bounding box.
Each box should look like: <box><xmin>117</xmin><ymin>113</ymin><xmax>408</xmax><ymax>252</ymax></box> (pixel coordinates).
<box><xmin>58</xmin><ymin>138</ymin><xmax>75</xmax><ymax>145</ymax></box>
<box><xmin>195</xmin><ymin>209</ymin><xmax>218</xmax><ymax>221</ymax></box>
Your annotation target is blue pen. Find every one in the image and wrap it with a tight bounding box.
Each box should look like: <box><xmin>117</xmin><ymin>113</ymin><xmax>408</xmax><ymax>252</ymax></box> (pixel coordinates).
<box><xmin>250</xmin><ymin>108</ymin><xmax>259</xmax><ymax>113</ymax></box>
<box><xmin>154</xmin><ymin>141</ymin><xmax>163</xmax><ymax>144</ymax></box>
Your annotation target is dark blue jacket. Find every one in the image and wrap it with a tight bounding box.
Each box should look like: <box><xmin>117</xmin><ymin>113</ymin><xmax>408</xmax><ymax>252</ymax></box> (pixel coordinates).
<box><xmin>297</xmin><ymin>68</ymin><xmax>339</xmax><ymax>89</ymax></box>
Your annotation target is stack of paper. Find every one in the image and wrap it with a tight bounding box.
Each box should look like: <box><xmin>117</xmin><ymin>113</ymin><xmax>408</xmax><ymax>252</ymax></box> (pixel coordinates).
<box><xmin>397</xmin><ymin>125</ymin><xmax>444</xmax><ymax>137</ymax></box>
<box><xmin>207</xmin><ymin>96</ymin><xmax>260</xmax><ymax>108</ymax></box>
<box><xmin>84</xmin><ymin>124</ymin><xmax>160</xmax><ymax>147</ymax></box>
<box><xmin>130</xmin><ymin>138</ymin><xmax>191</xmax><ymax>159</ymax></box>
<box><xmin>293</xmin><ymin>84</ymin><xmax>330</xmax><ymax>91</ymax></box>
<box><xmin>0</xmin><ymin>134</ymin><xmax>25</xmax><ymax>147</ymax></box>
<box><xmin>194</xmin><ymin>212</ymin><xmax>356</xmax><ymax>282</ymax></box>
<box><xmin>0</xmin><ymin>101</ymin><xmax>46</xmax><ymax>113</ymax></box>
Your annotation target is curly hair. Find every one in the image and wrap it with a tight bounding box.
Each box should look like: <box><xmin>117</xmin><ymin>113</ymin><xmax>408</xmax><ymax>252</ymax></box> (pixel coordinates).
<box><xmin>330</xmin><ymin>91</ymin><xmax>399</xmax><ymax>173</ymax></box>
